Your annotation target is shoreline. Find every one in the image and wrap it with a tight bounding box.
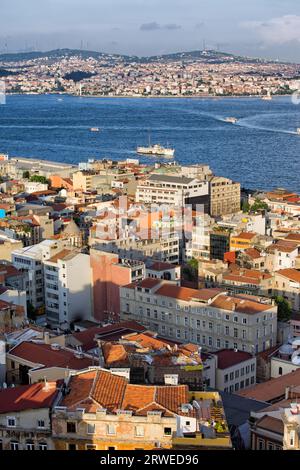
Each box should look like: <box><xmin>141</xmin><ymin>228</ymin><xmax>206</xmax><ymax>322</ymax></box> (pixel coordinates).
<box><xmin>5</xmin><ymin>92</ymin><xmax>293</xmax><ymax>100</ymax></box>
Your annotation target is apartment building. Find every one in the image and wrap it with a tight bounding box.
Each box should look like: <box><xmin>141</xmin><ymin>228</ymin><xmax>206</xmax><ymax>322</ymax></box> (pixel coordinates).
<box><xmin>90</xmin><ymin>249</ymin><xmax>145</xmax><ymax>323</ymax></box>
<box><xmin>209</xmin><ymin>176</ymin><xmax>241</xmax><ymax>217</ymax></box>
<box><xmin>43</xmin><ymin>249</ymin><xmax>92</xmax><ymax>327</ymax></box>
<box><xmin>120</xmin><ymin>280</ymin><xmax>277</xmax><ymax>354</ymax></box>
<box><xmin>52</xmin><ymin>368</ymin><xmax>231</xmax><ymax>450</ymax></box>
<box><xmin>230</xmin><ymin>232</ymin><xmax>259</xmax><ymax>252</ymax></box>
<box><xmin>92</xmin><ymin>235</ymin><xmax>180</xmax><ymax>264</ymax></box>
<box><xmin>0</xmin><ymin>381</ymin><xmax>59</xmax><ymax>451</ymax></box>
<box><xmin>136</xmin><ymin>174</ymin><xmax>209</xmax><ymax>209</ymax></box>
<box><xmin>72</xmin><ymin>171</ymin><xmax>105</xmax><ymax>192</ymax></box>
<box><xmin>273</xmin><ymin>269</ymin><xmax>300</xmax><ymax>311</ymax></box>
<box><xmin>214</xmin><ymin>349</ymin><xmax>256</xmax><ymax>393</ymax></box>
<box><xmin>12</xmin><ymin>240</ymin><xmax>66</xmax><ymax>311</ymax></box>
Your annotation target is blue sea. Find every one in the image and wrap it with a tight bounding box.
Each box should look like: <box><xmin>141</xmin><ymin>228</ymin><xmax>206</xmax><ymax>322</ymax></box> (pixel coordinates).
<box><xmin>0</xmin><ymin>94</ymin><xmax>299</xmax><ymax>191</ymax></box>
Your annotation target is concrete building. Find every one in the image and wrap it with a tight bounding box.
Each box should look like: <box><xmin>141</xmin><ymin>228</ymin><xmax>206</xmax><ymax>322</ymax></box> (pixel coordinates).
<box><xmin>0</xmin><ymin>233</ymin><xmax>23</xmax><ymax>262</ymax></box>
<box><xmin>120</xmin><ymin>280</ymin><xmax>277</xmax><ymax>354</ymax></box>
<box><xmin>44</xmin><ymin>249</ymin><xmax>92</xmax><ymax>327</ymax></box>
<box><xmin>209</xmin><ymin>177</ymin><xmax>241</xmax><ymax>217</ymax></box>
<box><xmin>51</xmin><ymin>368</ymin><xmax>231</xmax><ymax>450</ymax></box>
<box><xmin>213</xmin><ymin>349</ymin><xmax>256</xmax><ymax>393</ymax></box>
<box><xmin>90</xmin><ymin>249</ymin><xmax>145</xmax><ymax>323</ymax></box>
<box><xmin>0</xmin><ymin>381</ymin><xmax>59</xmax><ymax>451</ymax></box>
<box><xmin>136</xmin><ymin>174</ymin><xmax>209</xmax><ymax>209</ymax></box>
<box><xmin>12</xmin><ymin>240</ymin><xmax>67</xmax><ymax>311</ymax></box>
<box><xmin>273</xmin><ymin>269</ymin><xmax>300</xmax><ymax>311</ymax></box>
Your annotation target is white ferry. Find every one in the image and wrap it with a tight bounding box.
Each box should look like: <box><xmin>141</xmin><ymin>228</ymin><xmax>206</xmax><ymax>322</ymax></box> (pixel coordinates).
<box><xmin>136</xmin><ymin>144</ymin><xmax>175</xmax><ymax>157</ymax></box>
<box><xmin>297</xmin><ymin>128</ymin><xmax>300</xmax><ymax>135</ymax></box>
<box><xmin>90</xmin><ymin>127</ymin><xmax>100</xmax><ymax>132</ymax></box>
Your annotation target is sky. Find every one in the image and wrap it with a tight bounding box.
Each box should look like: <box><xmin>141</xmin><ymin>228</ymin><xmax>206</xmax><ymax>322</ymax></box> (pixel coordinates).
<box><xmin>1</xmin><ymin>0</ymin><xmax>300</xmax><ymax>61</ymax></box>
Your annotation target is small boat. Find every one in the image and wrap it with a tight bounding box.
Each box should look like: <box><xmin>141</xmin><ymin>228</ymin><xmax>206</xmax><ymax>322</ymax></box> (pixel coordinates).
<box><xmin>297</xmin><ymin>128</ymin><xmax>300</xmax><ymax>135</ymax></box>
<box><xmin>224</xmin><ymin>117</ymin><xmax>238</xmax><ymax>124</ymax></box>
<box><xmin>90</xmin><ymin>127</ymin><xmax>100</xmax><ymax>132</ymax></box>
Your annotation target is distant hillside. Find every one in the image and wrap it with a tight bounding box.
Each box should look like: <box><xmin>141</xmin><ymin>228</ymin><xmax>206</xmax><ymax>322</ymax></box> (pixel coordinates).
<box><xmin>0</xmin><ymin>48</ymin><xmax>282</xmax><ymax>65</ymax></box>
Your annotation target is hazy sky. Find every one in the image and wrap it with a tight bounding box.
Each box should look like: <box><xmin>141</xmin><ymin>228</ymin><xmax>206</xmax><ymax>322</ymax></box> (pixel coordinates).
<box><xmin>1</xmin><ymin>0</ymin><xmax>300</xmax><ymax>61</ymax></box>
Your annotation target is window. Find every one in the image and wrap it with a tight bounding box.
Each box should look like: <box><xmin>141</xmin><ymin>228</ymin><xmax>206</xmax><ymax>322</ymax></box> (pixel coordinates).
<box><xmin>230</xmin><ymin>372</ymin><xmax>234</xmax><ymax>381</ymax></box>
<box><xmin>225</xmin><ymin>326</ymin><xmax>229</xmax><ymax>336</ymax></box>
<box><xmin>235</xmin><ymin>370</ymin><xmax>239</xmax><ymax>379</ymax></box>
<box><xmin>39</xmin><ymin>442</ymin><xmax>48</xmax><ymax>450</ymax></box>
<box><xmin>7</xmin><ymin>417</ymin><xmax>16</xmax><ymax>428</ymax></box>
<box><xmin>164</xmin><ymin>427</ymin><xmax>172</xmax><ymax>436</ymax></box>
<box><xmin>107</xmin><ymin>424</ymin><xmax>116</xmax><ymax>435</ymax></box>
<box><xmin>86</xmin><ymin>444</ymin><xmax>97</xmax><ymax>451</ymax></box>
<box><xmin>279</xmin><ymin>367</ymin><xmax>283</xmax><ymax>376</ymax></box>
<box><xmin>251</xmin><ymin>376</ymin><xmax>255</xmax><ymax>384</ymax></box>
<box><xmin>290</xmin><ymin>430</ymin><xmax>295</xmax><ymax>447</ymax></box>
<box><xmin>176</xmin><ymin>329</ymin><xmax>181</xmax><ymax>339</ymax></box>
<box><xmin>68</xmin><ymin>444</ymin><xmax>77</xmax><ymax>450</ymax></box>
<box><xmin>135</xmin><ymin>426</ymin><xmax>145</xmax><ymax>437</ymax></box>
<box><xmin>87</xmin><ymin>423</ymin><xmax>95</xmax><ymax>434</ymax></box>
<box><xmin>234</xmin><ymin>328</ymin><xmax>238</xmax><ymax>338</ymax></box>
<box><xmin>235</xmin><ymin>383</ymin><xmax>239</xmax><ymax>392</ymax></box>
<box><xmin>67</xmin><ymin>422</ymin><xmax>76</xmax><ymax>433</ymax></box>
<box><xmin>224</xmin><ymin>374</ymin><xmax>228</xmax><ymax>383</ymax></box>
<box><xmin>258</xmin><ymin>439</ymin><xmax>265</xmax><ymax>450</ymax></box>
<box><xmin>267</xmin><ymin>442</ymin><xmax>275</xmax><ymax>451</ymax></box>
<box><xmin>10</xmin><ymin>441</ymin><xmax>19</xmax><ymax>451</ymax></box>
<box><xmin>26</xmin><ymin>441</ymin><xmax>35</xmax><ymax>450</ymax></box>
<box><xmin>37</xmin><ymin>420</ymin><xmax>45</xmax><ymax>429</ymax></box>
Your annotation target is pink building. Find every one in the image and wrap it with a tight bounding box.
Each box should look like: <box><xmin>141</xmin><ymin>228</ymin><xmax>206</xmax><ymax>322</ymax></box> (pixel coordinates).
<box><xmin>90</xmin><ymin>249</ymin><xmax>145</xmax><ymax>322</ymax></box>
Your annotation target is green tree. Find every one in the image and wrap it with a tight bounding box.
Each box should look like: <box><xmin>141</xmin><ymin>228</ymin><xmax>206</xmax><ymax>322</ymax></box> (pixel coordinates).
<box><xmin>250</xmin><ymin>198</ymin><xmax>269</xmax><ymax>212</ymax></box>
<box><xmin>242</xmin><ymin>200</ymin><xmax>250</xmax><ymax>213</ymax></box>
<box><xmin>27</xmin><ymin>302</ymin><xmax>36</xmax><ymax>321</ymax></box>
<box><xmin>274</xmin><ymin>296</ymin><xmax>292</xmax><ymax>322</ymax></box>
<box><xmin>30</xmin><ymin>175</ymin><xmax>49</xmax><ymax>185</ymax></box>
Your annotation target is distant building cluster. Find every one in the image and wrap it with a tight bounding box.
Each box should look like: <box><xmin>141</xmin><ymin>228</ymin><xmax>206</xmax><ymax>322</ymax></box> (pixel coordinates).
<box><xmin>1</xmin><ymin>51</ymin><xmax>300</xmax><ymax>97</ymax></box>
<box><xmin>0</xmin><ymin>152</ymin><xmax>299</xmax><ymax>450</ymax></box>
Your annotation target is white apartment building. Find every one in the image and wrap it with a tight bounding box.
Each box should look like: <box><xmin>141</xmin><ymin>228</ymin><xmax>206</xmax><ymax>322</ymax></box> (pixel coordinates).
<box><xmin>136</xmin><ymin>174</ymin><xmax>209</xmax><ymax>207</ymax></box>
<box><xmin>43</xmin><ymin>249</ymin><xmax>92</xmax><ymax>327</ymax></box>
<box><xmin>120</xmin><ymin>280</ymin><xmax>277</xmax><ymax>354</ymax></box>
<box><xmin>12</xmin><ymin>240</ymin><xmax>67</xmax><ymax>310</ymax></box>
<box><xmin>213</xmin><ymin>349</ymin><xmax>256</xmax><ymax>393</ymax></box>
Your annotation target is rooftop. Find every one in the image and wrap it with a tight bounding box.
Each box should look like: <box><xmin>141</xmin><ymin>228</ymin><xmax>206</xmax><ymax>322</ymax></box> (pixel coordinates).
<box><xmin>214</xmin><ymin>349</ymin><xmax>253</xmax><ymax>369</ymax></box>
<box><xmin>8</xmin><ymin>341</ymin><xmax>95</xmax><ymax>370</ymax></box>
<box><xmin>0</xmin><ymin>382</ymin><xmax>58</xmax><ymax>414</ymax></box>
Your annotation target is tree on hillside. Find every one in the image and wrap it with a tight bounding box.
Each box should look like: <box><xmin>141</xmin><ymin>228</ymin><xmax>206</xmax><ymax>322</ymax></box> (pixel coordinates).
<box><xmin>274</xmin><ymin>296</ymin><xmax>292</xmax><ymax>322</ymax></box>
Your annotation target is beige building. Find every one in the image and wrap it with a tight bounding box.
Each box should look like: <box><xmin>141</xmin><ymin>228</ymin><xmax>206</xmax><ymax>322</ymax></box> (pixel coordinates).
<box><xmin>209</xmin><ymin>176</ymin><xmax>241</xmax><ymax>217</ymax></box>
<box><xmin>120</xmin><ymin>279</ymin><xmax>277</xmax><ymax>354</ymax></box>
<box><xmin>73</xmin><ymin>171</ymin><xmax>105</xmax><ymax>193</ymax></box>
<box><xmin>52</xmin><ymin>367</ymin><xmax>231</xmax><ymax>450</ymax></box>
<box><xmin>273</xmin><ymin>269</ymin><xmax>300</xmax><ymax>311</ymax></box>
<box><xmin>0</xmin><ymin>381</ymin><xmax>59</xmax><ymax>451</ymax></box>
<box><xmin>0</xmin><ymin>234</ymin><xmax>22</xmax><ymax>262</ymax></box>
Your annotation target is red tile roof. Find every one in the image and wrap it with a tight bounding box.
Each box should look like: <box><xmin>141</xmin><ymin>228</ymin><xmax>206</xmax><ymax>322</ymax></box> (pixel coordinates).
<box><xmin>0</xmin><ymin>382</ymin><xmax>58</xmax><ymax>413</ymax></box>
<box><xmin>61</xmin><ymin>369</ymin><xmax>190</xmax><ymax>416</ymax></box>
<box><xmin>214</xmin><ymin>349</ymin><xmax>253</xmax><ymax>369</ymax></box>
<box><xmin>156</xmin><ymin>285</ymin><xmax>224</xmax><ymax>302</ymax></box>
<box><xmin>211</xmin><ymin>294</ymin><xmax>273</xmax><ymax>314</ymax></box>
<box><xmin>8</xmin><ymin>341</ymin><xmax>95</xmax><ymax>370</ymax></box>
<box><xmin>275</xmin><ymin>269</ymin><xmax>300</xmax><ymax>283</ymax></box>
<box><xmin>237</xmin><ymin>369</ymin><xmax>300</xmax><ymax>402</ymax></box>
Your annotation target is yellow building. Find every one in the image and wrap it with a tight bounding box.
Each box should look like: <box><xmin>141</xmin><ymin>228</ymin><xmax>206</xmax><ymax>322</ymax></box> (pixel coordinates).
<box><xmin>230</xmin><ymin>231</ymin><xmax>258</xmax><ymax>252</ymax></box>
<box><xmin>52</xmin><ymin>368</ymin><xmax>232</xmax><ymax>450</ymax></box>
